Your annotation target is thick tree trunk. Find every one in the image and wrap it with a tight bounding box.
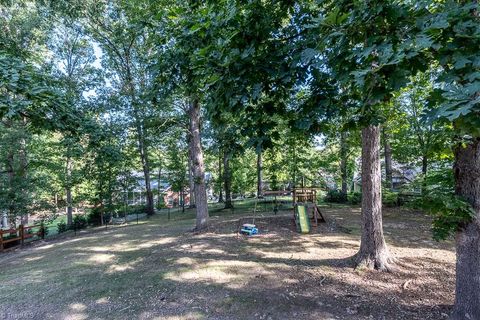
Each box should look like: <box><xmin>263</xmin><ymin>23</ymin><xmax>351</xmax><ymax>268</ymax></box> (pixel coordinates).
<box><xmin>340</xmin><ymin>131</ymin><xmax>348</xmax><ymax>201</ymax></box>
<box><xmin>257</xmin><ymin>150</ymin><xmax>263</xmax><ymax>197</ymax></box>
<box><xmin>66</xmin><ymin>156</ymin><xmax>73</xmax><ymax>226</ymax></box>
<box><xmin>355</xmin><ymin>125</ymin><xmax>394</xmax><ymax>271</ymax></box>
<box><xmin>188</xmin><ymin>145</ymin><xmax>196</xmax><ymax>208</ymax></box>
<box><xmin>451</xmin><ymin>138</ymin><xmax>480</xmax><ymax>320</ymax></box>
<box><xmin>188</xmin><ymin>99</ymin><xmax>209</xmax><ymax>230</ymax></box>
<box><xmin>218</xmin><ymin>153</ymin><xmax>224</xmax><ymax>203</ymax></box>
<box><xmin>383</xmin><ymin>129</ymin><xmax>393</xmax><ymax>191</ymax></box>
<box><xmin>223</xmin><ymin>151</ymin><xmax>233</xmax><ymax>209</ymax></box>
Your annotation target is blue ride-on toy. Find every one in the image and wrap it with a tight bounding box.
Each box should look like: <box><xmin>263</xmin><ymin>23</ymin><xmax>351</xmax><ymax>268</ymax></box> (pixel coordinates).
<box><xmin>240</xmin><ymin>223</ymin><xmax>258</xmax><ymax>236</ymax></box>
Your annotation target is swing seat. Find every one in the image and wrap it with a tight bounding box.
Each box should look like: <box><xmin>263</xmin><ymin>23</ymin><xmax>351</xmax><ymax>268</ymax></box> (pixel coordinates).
<box><xmin>240</xmin><ymin>224</ymin><xmax>258</xmax><ymax>236</ymax></box>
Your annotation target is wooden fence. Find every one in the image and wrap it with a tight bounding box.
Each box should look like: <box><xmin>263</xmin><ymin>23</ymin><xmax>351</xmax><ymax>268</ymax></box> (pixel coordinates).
<box><xmin>0</xmin><ymin>225</ymin><xmax>45</xmax><ymax>252</ymax></box>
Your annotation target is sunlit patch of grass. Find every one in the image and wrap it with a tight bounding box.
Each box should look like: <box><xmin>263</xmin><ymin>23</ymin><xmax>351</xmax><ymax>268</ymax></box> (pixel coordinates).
<box><xmin>69</xmin><ymin>303</ymin><xmax>87</xmax><ymax>312</ymax></box>
<box><xmin>152</xmin><ymin>312</ymin><xmax>206</xmax><ymax>320</ymax></box>
<box><xmin>87</xmin><ymin>253</ymin><xmax>115</xmax><ymax>264</ymax></box>
<box><xmin>63</xmin><ymin>313</ymin><xmax>88</xmax><ymax>320</ymax></box>
<box><xmin>95</xmin><ymin>297</ymin><xmax>109</xmax><ymax>304</ymax></box>
<box><xmin>107</xmin><ymin>257</ymin><xmax>143</xmax><ymax>273</ymax></box>
<box><xmin>175</xmin><ymin>257</ymin><xmax>196</xmax><ymax>266</ymax></box>
<box><xmin>164</xmin><ymin>260</ymin><xmax>273</xmax><ymax>289</ymax></box>
<box><xmin>24</xmin><ymin>255</ymin><xmax>44</xmax><ymax>262</ymax></box>
<box><xmin>36</xmin><ymin>243</ymin><xmax>55</xmax><ymax>250</ymax></box>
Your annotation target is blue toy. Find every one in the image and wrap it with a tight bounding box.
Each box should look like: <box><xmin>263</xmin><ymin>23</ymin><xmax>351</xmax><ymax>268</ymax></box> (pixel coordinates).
<box><xmin>240</xmin><ymin>223</ymin><xmax>258</xmax><ymax>236</ymax></box>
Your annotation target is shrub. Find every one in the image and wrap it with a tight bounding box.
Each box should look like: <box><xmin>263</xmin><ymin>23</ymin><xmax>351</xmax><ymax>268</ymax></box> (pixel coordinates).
<box><xmin>344</xmin><ymin>190</ymin><xmax>399</xmax><ymax>206</ymax></box>
<box><xmin>348</xmin><ymin>192</ymin><xmax>362</xmax><ymax>205</ymax></box>
<box><xmin>156</xmin><ymin>199</ymin><xmax>165</xmax><ymax>209</ymax></box>
<box><xmin>57</xmin><ymin>221</ymin><xmax>68</xmax><ymax>233</ymax></box>
<box><xmin>324</xmin><ymin>189</ymin><xmax>348</xmax><ymax>203</ymax></box>
<box><xmin>383</xmin><ymin>190</ymin><xmax>399</xmax><ymax>207</ymax></box>
<box><xmin>87</xmin><ymin>208</ymin><xmax>102</xmax><ymax>225</ymax></box>
<box><xmin>128</xmin><ymin>205</ymin><xmax>147</xmax><ymax>215</ymax></box>
<box><xmin>73</xmin><ymin>215</ymin><xmax>88</xmax><ymax>230</ymax></box>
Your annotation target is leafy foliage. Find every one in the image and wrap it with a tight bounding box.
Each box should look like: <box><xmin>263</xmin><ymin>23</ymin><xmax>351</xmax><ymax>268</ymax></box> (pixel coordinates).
<box><xmin>382</xmin><ymin>189</ymin><xmax>398</xmax><ymax>208</ymax></box>
<box><xmin>417</xmin><ymin>2</ymin><xmax>480</xmax><ymax>137</ymax></box>
<box><xmin>324</xmin><ymin>189</ymin><xmax>347</xmax><ymax>203</ymax></box>
<box><xmin>57</xmin><ymin>221</ymin><xmax>68</xmax><ymax>233</ymax></box>
<box><xmin>347</xmin><ymin>192</ymin><xmax>362</xmax><ymax>205</ymax></box>
<box><xmin>413</xmin><ymin>169</ymin><xmax>475</xmax><ymax>241</ymax></box>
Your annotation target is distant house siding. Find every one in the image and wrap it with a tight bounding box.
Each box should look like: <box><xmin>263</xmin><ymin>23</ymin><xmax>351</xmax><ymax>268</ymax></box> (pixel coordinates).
<box><xmin>163</xmin><ymin>189</ymin><xmax>190</xmax><ymax>208</ymax></box>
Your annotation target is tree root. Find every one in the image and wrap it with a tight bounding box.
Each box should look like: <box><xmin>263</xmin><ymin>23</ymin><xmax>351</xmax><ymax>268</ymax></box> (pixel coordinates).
<box><xmin>353</xmin><ymin>252</ymin><xmax>398</xmax><ymax>272</ymax></box>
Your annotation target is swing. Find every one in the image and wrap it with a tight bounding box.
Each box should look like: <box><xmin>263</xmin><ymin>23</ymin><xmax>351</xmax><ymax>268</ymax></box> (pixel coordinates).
<box><xmin>239</xmin><ymin>196</ymin><xmax>260</xmax><ymax>236</ymax></box>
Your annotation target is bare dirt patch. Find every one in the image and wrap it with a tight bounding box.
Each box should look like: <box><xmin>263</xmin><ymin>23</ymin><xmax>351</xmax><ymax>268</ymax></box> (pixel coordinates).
<box><xmin>0</xmin><ymin>206</ymin><xmax>454</xmax><ymax>319</ymax></box>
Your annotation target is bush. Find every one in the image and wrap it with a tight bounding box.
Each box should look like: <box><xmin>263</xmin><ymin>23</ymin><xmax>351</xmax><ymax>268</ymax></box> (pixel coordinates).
<box><xmin>87</xmin><ymin>208</ymin><xmax>102</xmax><ymax>225</ymax></box>
<box><xmin>348</xmin><ymin>192</ymin><xmax>362</xmax><ymax>205</ymax></box>
<box><xmin>383</xmin><ymin>190</ymin><xmax>399</xmax><ymax>207</ymax></box>
<box><xmin>57</xmin><ymin>221</ymin><xmax>68</xmax><ymax>233</ymax></box>
<box><xmin>57</xmin><ymin>215</ymin><xmax>88</xmax><ymax>233</ymax></box>
<box><xmin>73</xmin><ymin>215</ymin><xmax>88</xmax><ymax>230</ymax></box>
<box><xmin>344</xmin><ymin>190</ymin><xmax>398</xmax><ymax>206</ymax></box>
<box><xmin>128</xmin><ymin>205</ymin><xmax>147</xmax><ymax>215</ymax></box>
<box><xmin>324</xmin><ymin>189</ymin><xmax>348</xmax><ymax>203</ymax></box>
<box><xmin>156</xmin><ymin>199</ymin><xmax>165</xmax><ymax>209</ymax></box>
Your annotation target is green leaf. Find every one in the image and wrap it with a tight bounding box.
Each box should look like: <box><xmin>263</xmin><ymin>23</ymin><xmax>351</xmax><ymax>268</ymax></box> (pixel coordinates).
<box><xmin>453</xmin><ymin>54</ymin><xmax>471</xmax><ymax>69</ymax></box>
<box><xmin>301</xmin><ymin>48</ymin><xmax>317</xmax><ymax>64</ymax></box>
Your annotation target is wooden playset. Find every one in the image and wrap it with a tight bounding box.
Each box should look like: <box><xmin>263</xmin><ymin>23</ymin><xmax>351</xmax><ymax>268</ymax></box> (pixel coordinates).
<box><xmin>293</xmin><ymin>187</ymin><xmax>326</xmax><ymax>233</ymax></box>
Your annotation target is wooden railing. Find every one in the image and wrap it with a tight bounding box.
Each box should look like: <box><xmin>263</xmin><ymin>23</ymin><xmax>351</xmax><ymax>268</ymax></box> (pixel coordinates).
<box><xmin>0</xmin><ymin>225</ymin><xmax>45</xmax><ymax>252</ymax></box>
<box><xmin>293</xmin><ymin>187</ymin><xmax>319</xmax><ymax>204</ymax></box>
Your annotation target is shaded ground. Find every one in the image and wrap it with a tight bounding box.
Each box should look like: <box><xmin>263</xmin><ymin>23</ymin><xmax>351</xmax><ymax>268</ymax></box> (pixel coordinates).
<box><xmin>0</xmin><ymin>205</ymin><xmax>455</xmax><ymax>320</ymax></box>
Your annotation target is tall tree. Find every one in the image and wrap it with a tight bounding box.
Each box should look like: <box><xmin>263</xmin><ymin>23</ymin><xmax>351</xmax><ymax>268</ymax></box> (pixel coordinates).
<box><xmin>0</xmin><ymin>0</ymin><xmax>76</xmax><ymax>225</ymax></box>
<box><xmin>314</xmin><ymin>0</ymin><xmax>427</xmax><ymax>270</ymax></box>
<box><xmin>84</xmin><ymin>1</ymin><xmax>156</xmax><ymax>215</ymax></box>
<box><xmin>417</xmin><ymin>2</ymin><xmax>480</xmax><ymax>317</ymax></box>
<box><xmin>187</xmin><ymin>99</ymin><xmax>208</xmax><ymax>228</ymax></box>
<box><xmin>50</xmin><ymin>19</ymin><xmax>97</xmax><ymax>225</ymax></box>
<box><xmin>390</xmin><ymin>72</ymin><xmax>452</xmax><ymax>177</ymax></box>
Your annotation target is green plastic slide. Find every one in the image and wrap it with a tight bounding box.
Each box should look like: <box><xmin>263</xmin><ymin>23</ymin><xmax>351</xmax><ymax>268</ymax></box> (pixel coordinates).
<box><xmin>295</xmin><ymin>205</ymin><xmax>310</xmax><ymax>234</ymax></box>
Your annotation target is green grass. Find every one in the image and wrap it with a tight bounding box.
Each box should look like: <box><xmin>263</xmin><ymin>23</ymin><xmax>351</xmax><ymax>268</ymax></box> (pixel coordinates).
<box><xmin>0</xmin><ymin>204</ymin><xmax>455</xmax><ymax>320</ymax></box>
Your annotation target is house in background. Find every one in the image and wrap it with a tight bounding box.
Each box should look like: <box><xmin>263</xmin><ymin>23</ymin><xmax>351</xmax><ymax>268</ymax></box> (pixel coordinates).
<box><xmin>121</xmin><ymin>170</ymin><xmax>215</xmax><ymax>208</ymax></box>
<box><xmin>353</xmin><ymin>161</ymin><xmax>421</xmax><ymax>192</ymax></box>
<box><xmin>162</xmin><ymin>186</ymin><xmax>190</xmax><ymax>208</ymax></box>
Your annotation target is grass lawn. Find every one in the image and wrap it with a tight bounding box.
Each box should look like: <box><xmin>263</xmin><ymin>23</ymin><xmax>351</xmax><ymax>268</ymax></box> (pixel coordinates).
<box><xmin>0</xmin><ymin>202</ymin><xmax>455</xmax><ymax>320</ymax></box>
